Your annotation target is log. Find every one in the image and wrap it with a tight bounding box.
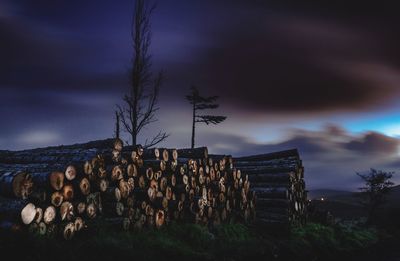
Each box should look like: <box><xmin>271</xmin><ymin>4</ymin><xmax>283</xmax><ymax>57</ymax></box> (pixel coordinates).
<box><xmin>143</xmin><ymin>160</ymin><xmax>166</xmax><ymax>172</ymax></box>
<box><xmin>113</xmin><ymin>138</ymin><xmax>123</xmax><ymax>152</ymax></box>
<box><xmin>74</xmin><ymin>217</ymin><xmax>85</xmax><ymax>232</ymax></box>
<box><xmin>86</xmin><ymin>203</ymin><xmax>97</xmax><ymax>219</ymax></box>
<box><xmin>32</xmin><ymin>171</ymin><xmax>64</xmax><ymax>191</ymax></box>
<box><xmin>234</xmin><ymin>149</ymin><xmax>299</xmax><ymax>162</ymax></box>
<box><xmin>155</xmin><ymin>210</ymin><xmax>165</xmax><ymax>228</ymax></box>
<box><xmin>108</xmin><ymin>165</ymin><xmax>124</xmax><ymax>182</ymax></box>
<box><xmin>64</xmin><ymin>165</ymin><xmax>77</xmax><ymax>181</ymax></box>
<box><xmin>0</xmin><ymin>139</ymin><xmax>115</xmax><ymax>164</ymax></box>
<box><xmin>256</xmin><ymin>198</ymin><xmax>290</xmax><ymax>209</ymax></box>
<box><xmin>43</xmin><ymin>206</ymin><xmax>56</xmax><ymax>224</ymax></box>
<box><xmin>177</xmin><ymin>147</ymin><xmax>208</xmax><ymax>159</ymax></box>
<box><xmin>86</xmin><ymin>192</ymin><xmax>102</xmax><ymax>214</ymax></box>
<box><xmin>60</xmin><ymin>201</ymin><xmax>74</xmax><ymax>221</ymax></box>
<box><xmin>75</xmin><ymin>202</ymin><xmax>86</xmax><ymax>215</ymax></box>
<box><xmin>0</xmin><ymin>200</ymin><xmax>36</xmax><ymax>225</ymax></box>
<box><xmin>62</xmin><ymin>222</ymin><xmax>75</xmax><ymax>240</ymax></box>
<box><xmin>103</xmin><ymin>202</ymin><xmax>124</xmax><ymax>217</ymax></box>
<box><xmin>142</xmin><ymin>148</ymin><xmax>161</xmax><ymax>160</ymax></box>
<box><xmin>0</xmin><ymin>171</ymin><xmax>33</xmax><ymax>199</ymax></box>
<box><xmin>0</xmin><ymin>220</ymin><xmax>23</xmax><ymax>233</ymax></box>
<box><xmin>51</xmin><ymin>191</ymin><xmax>63</xmax><ymax>207</ymax></box>
<box><xmin>62</xmin><ymin>184</ymin><xmax>74</xmax><ymax>201</ymax></box>
<box><xmin>103</xmin><ymin>187</ymin><xmax>122</xmax><ymax>202</ymax></box>
<box><xmin>78</xmin><ymin>177</ymin><xmax>91</xmax><ymax>196</ymax></box>
<box><xmin>127</xmin><ymin>164</ymin><xmax>138</xmax><ymax>177</ymax></box>
<box><xmin>251</xmin><ymin>187</ymin><xmax>290</xmax><ymax>199</ymax></box>
<box><xmin>235</xmin><ymin>166</ymin><xmax>299</xmax><ymax>175</ymax></box>
<box><xmin>247</xmin><ymin>172</ymin><xmax>295</xmax><ymax>183</ymax></box>
<box><xmin>96</xmin><ymin>178</ymin><xmax>109</xmax><ymax>192</ymax></box>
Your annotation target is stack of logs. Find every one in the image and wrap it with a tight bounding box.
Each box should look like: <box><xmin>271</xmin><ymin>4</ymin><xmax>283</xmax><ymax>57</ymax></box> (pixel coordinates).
<box><xmin>0</xmin><ymin>139</ymin><xmax>256</xmax><ymax>239</ymax></box>
<box><xmin>233</xmin><ymin>149</ymin><xmax>307</xmax><ymax>226</ymax></box>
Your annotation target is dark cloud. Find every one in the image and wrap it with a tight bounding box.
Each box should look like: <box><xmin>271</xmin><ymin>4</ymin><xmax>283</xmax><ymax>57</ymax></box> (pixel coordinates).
<box><xmin>183</xmin><ymin>8</ymin><xmax>400</xmax><ymax>112</ymax></box>
<box><xmin>195</xmin><ymin>126</ymin><xmax>400</xmax><ymax>190</ymax></box>
<box><xmin>346</xmin><ymin>132</ymin><xmax>400</xmax><ymax>155</ymax></box>
<box><xmin>3</xmin><ymin>0</ymin><xmax>400</xmax><ymax>114</ymax></box>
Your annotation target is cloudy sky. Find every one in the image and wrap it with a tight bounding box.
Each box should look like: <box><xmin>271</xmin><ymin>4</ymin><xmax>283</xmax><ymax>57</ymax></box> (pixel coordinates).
<box><xmin>1</xmin><ymin>0</ymin><xmax>400</xmax><ymax>190</ymax></box>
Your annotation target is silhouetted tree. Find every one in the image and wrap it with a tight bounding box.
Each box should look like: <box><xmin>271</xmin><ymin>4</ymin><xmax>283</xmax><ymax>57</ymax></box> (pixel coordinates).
<box><xmin>186</xmin><ymin>86</ymin><xmax>227</xmax><ymax>148</ymax></box>
<box><xmin>357</xmin><ymin>168</ymin><xmax>394</xmax><ymax>225</ymax></box>
<box><xmin>117</xmin><ymin>0</ymin><xmax>168</xmax><ymax>147</ymax></box>
<box><xmin>114</xmin><ymin>111</ymin><xmax>120</xmax><ymax>139</ymax></box>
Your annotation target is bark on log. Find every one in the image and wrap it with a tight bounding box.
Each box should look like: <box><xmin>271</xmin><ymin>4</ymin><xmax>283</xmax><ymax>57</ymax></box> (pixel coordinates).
<box><xmin>0</xmin><ymin>171</ymin><xmax>33</xmax><ymax>199</ymax></box>
<box><xmin>177</xmin><ymin>147</ymin><xmax>208</xmax><ymax>159</ymax></box>
<box><xmin>252</xmin><ymin>187</ymin><xmax>289</xmax><ymax>199</ymax></box>
<box><xmin>234</xmin><ymin>149</ymin><xmax>299</xmax><ymax>162</ymax></box>
<box><xmin>0</xmin><ymin>200</ymin><xmax>36</xmax><ymax>225</ymax></box>
<box><xmin>247</xmin><ymin>172</ymin><xmax>295</xmax><ymax>183</ymax></box>
<box><xmin>31</xmin><ymin>171</ymin><xmax>64</xmax><ymax>191</ymax></box>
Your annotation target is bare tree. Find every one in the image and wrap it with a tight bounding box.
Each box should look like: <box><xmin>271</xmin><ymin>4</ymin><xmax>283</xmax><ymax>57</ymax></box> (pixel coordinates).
<box><xmin>186</xmin><ymin>86</ymin><xmax>227</xmax><ymax>148</ymax></box>
<box><xmin>117</xmin><ymin>0</ymin><xmax>168</xmax><ymax>147</ymax></box>
<box><xmin>114</xmin><ymin>111</ymin><xmax>120</xmax><ymax>139</ymax></box>
<box><xmin>357</xmin><ymin>168</ymin><xmax>394</xmax><ymax>225</ymax></box>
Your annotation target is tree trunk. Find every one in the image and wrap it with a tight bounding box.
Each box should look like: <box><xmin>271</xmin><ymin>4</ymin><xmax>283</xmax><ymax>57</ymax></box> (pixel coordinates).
<box><xmin>191</xmin><ymin>101</ymin><xmax>196</xmax><ymax>149</ymax></box>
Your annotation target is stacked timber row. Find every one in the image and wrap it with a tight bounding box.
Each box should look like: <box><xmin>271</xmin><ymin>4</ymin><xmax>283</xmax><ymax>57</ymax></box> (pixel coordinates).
<box><xmin>0</xmin><ymin>161</ymin><xmax>101</xmax><ymax>239</ymax></box>
<box><xmin>233</xmin><ymin>149</ymin><xmax>306</xmax><ymax>226</ymax></box>
<box><xmin>102</xmin><ymin>143</ymin><xmax>256</xmax><ymax>230</ymax></box>
<box><xmin>0</xmin><ymin>139</ymin><xmax>255</xmax><ymax>239</ymax></box>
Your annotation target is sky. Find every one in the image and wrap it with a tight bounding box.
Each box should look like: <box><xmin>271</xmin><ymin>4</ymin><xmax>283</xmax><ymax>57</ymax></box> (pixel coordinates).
<box><xmin>1</xmin><ymin>0</ymin><xmax>400</xmax><ymax>190</ymax></box>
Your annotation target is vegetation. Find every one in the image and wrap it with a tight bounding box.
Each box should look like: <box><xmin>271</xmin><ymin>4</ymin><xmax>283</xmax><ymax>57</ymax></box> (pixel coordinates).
<box><xmin>186</xmin><ymin>86</ymin><xmax>227</xmax><ymax>148</ymax></box>
<box><xmin>357</xmin><ymin>168</ymin><xmax>394</xmax><ymax>225</ymax></box>
<box><xmin>0</xmin><ymin>220</ymin><xmax>385</xmax><ymax>261</ymax></box>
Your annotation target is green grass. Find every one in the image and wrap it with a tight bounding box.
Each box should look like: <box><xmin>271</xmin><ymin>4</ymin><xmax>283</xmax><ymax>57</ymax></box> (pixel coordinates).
<box><xmin>285</xmin><ymin>223</ymin><xmax>378</xmax><ymax>260</ymax></box>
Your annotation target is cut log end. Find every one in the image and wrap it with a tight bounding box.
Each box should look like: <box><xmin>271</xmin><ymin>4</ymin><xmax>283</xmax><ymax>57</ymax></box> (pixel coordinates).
<box><xmin>51</xmin><ymin>191</ymin><xmax>64</xmax><ymax>207</ymax></box>
<box><xmin>65</xmin><ymin>165</ymin><xmax>77</xmax><ymax>181</ymax></box>
<box><xmin>34</xmin><ymin>207</ymin><xmax>43</xmax><ymax>224</ymax></box>
<box><xmin>43</xmin><ymin>206</ymin><xmax>56</xmax><ymax>224</ymax></box>
<box><xmin>86</xmin><ymin>203</ymin><xmax>97</xmax><ymax>219</ymax></box>
<box><xmin>74</xmin><ymin>217</ymin><xmax>84</xmax><ymax>232</ymax></box>
<box><xmin>50</xmin><ymin>171</ymin><xmax>64</xmax><ymax>191</ymax></box>
<box><xmin>79</xmin><ymin>177</ymin><xmax>91</xmax><ymax>196</ymax></box>
<box><xmin>155</xmin><ymin>210</ymin><xmax>165</xmax><ymax>228</ymax></box>
<box><xmin>63</xmin><ymin>222</ymin><xmax>75</xmax><ymax>240</ymax></box>
<box><xmin>62</xmin><ymin>184</ymin><xmax>74</xmax><ymax>201</ymax></box>
<box><xmin>21</xmin><ymin>202</ymin><xmax>36</xmax><ymax>225</ymax></box>
<box><xmin>60</xmin><ymin>201</ymin><xmax>74</xmax><ymax>221</ymax></box>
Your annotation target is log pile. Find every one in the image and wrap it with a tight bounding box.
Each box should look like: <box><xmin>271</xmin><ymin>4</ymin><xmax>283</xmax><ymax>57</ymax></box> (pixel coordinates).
<box><xmin>233</xmin><ymin>149</ymin><xmax>307</xmax><ymax>226</ymax></box>
<box><xmin>0</xmin><ymin>140</ymin><xmax>256</xmax><ymax>239</ymax></box>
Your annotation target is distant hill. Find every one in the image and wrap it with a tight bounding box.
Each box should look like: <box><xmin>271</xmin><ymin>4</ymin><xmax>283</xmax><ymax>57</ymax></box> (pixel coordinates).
<box><xmin>309</xmin><ymin>185</ymin><xmax>400</xmax><ymax>216</ymax></box>
<box><xmin>308</xmin><ymin>189</ymin><xmax>354</xmax><ymax>201</ymax></box>
<box><xmin>387</xmin><ymin>185</ymin><xmax>400</xmax><ymax>208</ymax></box>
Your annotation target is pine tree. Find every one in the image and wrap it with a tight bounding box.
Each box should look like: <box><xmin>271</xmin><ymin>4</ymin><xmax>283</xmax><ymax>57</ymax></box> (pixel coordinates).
<box><xmin>186</xmin><ymin>86</ymin><xmax>227</xmax><ymax>148</ymax></box>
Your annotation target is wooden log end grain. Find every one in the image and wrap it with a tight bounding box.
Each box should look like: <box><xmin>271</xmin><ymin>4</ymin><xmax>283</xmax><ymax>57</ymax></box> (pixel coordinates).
<box><xmin>65</xmin><ymin>165</ymin><xmax>77</xmax><ymax>181</ymax></box>
<box><xmin>21</xmin><ymin>202</ymin><xmax>36</xmax><ymax>225</ymax></box>
<box><xmin>79</xmin><ymin>177</ymin><xmax>91</xmax><ymax>196</ymax></box>
<box><xmin>50</xmin><ymin>171</ymin><xmax>65</xmax><ymax>191</ymax></box>
<box><xmin>43</xmin><ymin>206</ymin><xmax>56</xmax><ymax>224</ymax></box>
<box><xmin>63</xmin><ymin>222</ymin><xmax>75</xmax><ymax>240</ymax></box>
<box><xmin>74</xmin><ymin>217</ymin><xmax>85</xmax><ymax>232</ymax></box>
<box><xmin>155</xmin><ymin>210</ymin><xmax>165</xmax><ymax>228</ymax></box>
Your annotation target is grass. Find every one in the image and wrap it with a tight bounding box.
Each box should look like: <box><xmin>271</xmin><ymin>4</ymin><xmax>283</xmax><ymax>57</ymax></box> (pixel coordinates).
<box><xmin>0</xmin><ymin>220</ymin><xmax>384</xmax><ymax>261</ymax></box>
<box><xmin>285</xmin><ymin>223</ymin><xmax>378</xmax><ymax>260</ymax></box>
